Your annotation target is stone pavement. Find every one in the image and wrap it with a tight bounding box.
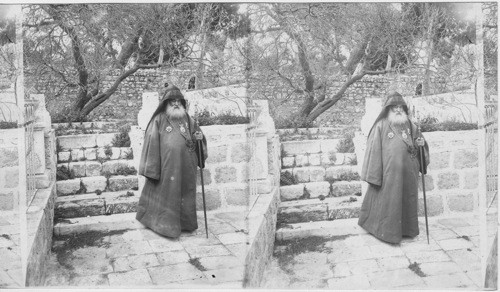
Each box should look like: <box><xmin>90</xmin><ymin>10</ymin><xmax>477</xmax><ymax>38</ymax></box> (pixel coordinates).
<box><xmin>43</xmin><ymin>211</ymin><xmax>250</xmax><ymax>288</ymax></box>
<box><xmin>0</xmin><ymin>211</ymin><xmax>22</xmax><ymax>288</ymax></box>
<box><xmin>262</xmin><ymin>215</ymin><xmax>496</xmax><ymax>290</ymax></box>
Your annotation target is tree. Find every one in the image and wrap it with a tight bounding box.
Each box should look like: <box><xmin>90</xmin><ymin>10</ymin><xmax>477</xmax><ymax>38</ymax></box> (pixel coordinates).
<box><xmin>245</xmin><ymin>3</ymin><xmax>476</xmax><ymax>126</ymax></box>
<box><xmin>23</xmin><ymin>3</ymin><xmax>249</xmax><ymax>121</ymax></box>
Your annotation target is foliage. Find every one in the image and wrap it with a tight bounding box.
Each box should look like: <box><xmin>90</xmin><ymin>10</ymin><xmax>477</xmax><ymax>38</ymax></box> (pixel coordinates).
<box><xmin>274</xmin><ymin>115</ymin><xmax>315</xmax><ymax>129</ymax></box>
<box><xmin>336</xmin><ymin>132</ymin><xmax>355</xmax><ymax>153</ymax></box>
<box><xmin>124</xmin><ymin>149</ymin><xmax>134</xmax><ymax>160</ymax></box>
<box><xmin>111</xmin><ymin>125</ymin><xmax>131</xmax><ymax>147</ymax></box>
<box><xmin>104</xmin><ymin>145</ymin><xmax>113</xmax><ymax>158</ymax></box>
<box><xmin>246</xmin><ymin>3</ymin><xmax>478</xmax><ymax>123</ymax></box>
<box><xmin>280</xmin><ymin>170</ymin><xmax>296</xmax><ymax>186</ymax></box>
<box><xmin>419</xmin><ymin>116</ymin><xmax>478</xmax><ymax>132</ymax></box>
<box><xmin>56</xmin><ymin>165</ymin><xmax>75</xmax><ymax>180</ymax></box>
<box><xmin>24</xmin><ymin>4</ymin><xmax>250</xmax><ymax>121</ymax></box>
<box><xmin>196</xmin><ymin>109</ymin><xmax>249</xmax><ymax>126</ymax></box>
<box><xmin>0</xmin><ymin>121</ymin><xmax>17</xmax><ymax>129</ymax></box>
<box><xmin>115</xmin><ymin>165</ymin><xmax>137</xmax><ymax>176</ymax></box>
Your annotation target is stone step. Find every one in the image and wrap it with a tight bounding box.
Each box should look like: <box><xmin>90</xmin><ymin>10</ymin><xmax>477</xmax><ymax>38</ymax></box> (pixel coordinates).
<box><xmin>275</xmin><ymin>218</ymin><xmax>364</xmax><ymax>241</ymax></box>
<box><xmin>280</xmin><ymin>165</ymin><xmax>359</xmax><ymax>183</ymax></box>
<box><xmin>280</xmin><ymin>181</ymin><xmax>362</xmax><ymax>201</ymax></box>
<box><xmin>281</xmin><ymin>152</ymin><xmax>357</xmax><ymax>169</ymax></box>
<box><xmin>53</xmin><ymin>212</ymin><xmax>144</xmax><ymax>236</ymax></box>
<box><xmin>57</xmin><ymin>159</ymin><xmax>136</xmax><ymax>178</ymax></box>
<box><xmin>57</xmin><ymin>133</ymin><xmax>119</xmax><ymax>150</ymax></box>
<box><xmin>277</xmin><ymin>196</ymin><xmax>362</xmax><ymax>226</ymax></box>
<box><xmin>56</xmin><ymin>175</ymin><xmax>139</xmax><ymax>196</ymax></box>
<box><xmin>54</xmin><ymin>190</ymin><xmax>140</xmax><ymax>219</ymax></box>
<box><xmin>57</xmin><ymin>147</ymin><xmax>134</xmax><ymax>163</ymax></box>
<box><xmin>281</xmin><ymin>139</ymin><xmax>342</xmax><ymax>156</ymax></box>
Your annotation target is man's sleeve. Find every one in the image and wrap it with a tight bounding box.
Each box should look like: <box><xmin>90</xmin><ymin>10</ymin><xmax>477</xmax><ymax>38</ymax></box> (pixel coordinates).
<box><xmin>360</xmin><ymin>123</ymin><xmax>383</xmax><ymax>186</ymax></box>
<box><xmin>138</xmin><ymin>117</ymin><xmax>161</xmax><ymax>180</ymax></box>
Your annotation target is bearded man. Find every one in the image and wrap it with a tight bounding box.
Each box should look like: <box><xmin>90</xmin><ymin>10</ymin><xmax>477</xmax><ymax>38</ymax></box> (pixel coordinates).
<box><xmin>358</xmin><ymin>92</ymin><xmax>429</xmax><ymax>244</ymax></box>
<box><xmin>136</xmin><ymin>84</ymin><xmax>207</xmax><ymax>238</ymax></box>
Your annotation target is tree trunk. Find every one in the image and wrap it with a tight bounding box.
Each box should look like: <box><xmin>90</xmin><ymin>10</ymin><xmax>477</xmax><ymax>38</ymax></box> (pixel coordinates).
<box><xmin>422</xmin><ymin>5</ymin><xmax>438</xmax><ymax>95</ymax></box>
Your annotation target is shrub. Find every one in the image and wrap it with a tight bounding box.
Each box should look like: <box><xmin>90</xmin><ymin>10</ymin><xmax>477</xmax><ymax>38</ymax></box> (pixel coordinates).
<box><xmin>0</xmin><ymin>121</ymin><xmax>17</xmax><ymax>129</ymax></box>
<box><xmin>336</xmin><ymin>132</ymin><xmax>355</xmax><ymax>153</ymax></box>
<box><xmin>419</xmin><ymin>116</ymin><xmax>478</xmax><ymax>132</ymax></box>
<box><xmin>56</xmin><ymin>165</ymin><xmax>75</xmax><ymax>181</ymax></box>
<box><xmin>338</xmin><ymin>170</ymin><xmax>360</xmax><ymax>181</ymax></box>
<box><xmin>112</xmin><ymin>125</ymin><xmax>131</xmax><ymax>147</ymax></box>
<box><xmin>196</xmin><ymin>109</ymin><xmax>250</xmax><ymax>126</ymax></box>
<box><xmin>104</xmin><ymin>145</ymin><xmax>113</xmax><ymax>158</ymax></box>
<box><xmin>280</xmin><ymin>170</ymin><xmax>296</xmax><ymax>186</ymax></box>
<box><xmin>274</xmin><ymin>115</ymin><xmax>314</xmax><ymax>129</ymax></box>
<box><xmin>124</xmin><ymin>149</ymin><xmax>134</xmax><ymax>160</ymax></box>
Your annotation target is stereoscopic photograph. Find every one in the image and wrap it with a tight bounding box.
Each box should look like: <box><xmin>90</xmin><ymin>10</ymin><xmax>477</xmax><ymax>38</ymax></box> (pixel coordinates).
<box><xmin>0</xmin><ymin>2</ymin><xmax>497</xmax><ymax>290</ymax></box>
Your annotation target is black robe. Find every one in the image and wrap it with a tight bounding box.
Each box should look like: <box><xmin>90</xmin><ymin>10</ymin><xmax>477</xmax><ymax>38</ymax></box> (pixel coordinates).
<box><xmin>358</xmin><ymin>119</ymin><xmax>429</xmax><ymax>244</ymax></box>
<box><xmin>136</xmin><ymin>113</ymin><xmax>207</xmax><ymax>238</ymax></box>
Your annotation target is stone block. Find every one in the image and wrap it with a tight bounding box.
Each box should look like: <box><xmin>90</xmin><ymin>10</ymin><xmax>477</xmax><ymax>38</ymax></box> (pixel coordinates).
<box><xmin>55</xmin><ymin>198</ymin><xmax>106</xmax><ymax>218</ymax></box>
<box><xmin>282</xmin><ymin>140</ymin><xmax>321</xmax><ymax>155</ymax></box>
<box><xmin>281</xmin><ymin>156</ymin><xmax>295</xmax><ymax>168</ymax></box>
<box><xmin>215</xmin><ymin>166</ymin><xmax>237</xmax><ymax>183</ymax></box>
<box><xmin>108</xmin><ymin>269</ymin><xmax>153</xmax><ymax>286</ymax></box>
<box><xmin>70</xmin><ymin>149</ymin><xmax>85</xmax><ymax>161</ymax></box>
<box><xmin>463</xmin><ymin>169</ymin><xmax>478</xmax><ymax>189</ymax></box>
<box><xmin>309</xmin><ymin>167</ymin><xmax>326</xmax><ymax>182</ymax></box>
<box><xmin>58</xmin><ymin>134</ymin><xmax>96</xmax><ymax>150</ymax></box>
<box><xmin>320</xmin><ymin>139</ymin><xmax>340</xmax><ymax>153</ymax></box>
<box><xmin>295</xmin><ymin>154</ymin><xmax>309</xmax><ymax>167</ymax></box>
<box><xmin>454</xmin><ymin>149</ymin><xmax>478</xmax><ymax>169</ymax></box>
<box><xmin>437</xmin><ymin>172</ymin><xmax>460</xmax><ymax>189</ymax></box>
<box><xmin>196</xmin><ymin>168</ymin><xmax>212</xmax><ymax>186</ymax></box>
<box><xmin>325</xmin><ymin>166</ymin><xmax>359</xmax><ymax>181</ymax></box>
<box><xmin>56</xmin><ymin>179</ymin><xmax>81</xmax><ymax>196</ymax></box>
<box><xmin>332</xmin><ymin>153</ymin><xmax>345</xmax><ymax>165</ymax></box>
<box><xmin>102</xmin><ymin>160</ymin><xmax>130</xmax><ymax>175</ymax></box>
<box><xmin>148</xmin><ymin>263</ymin><xmax>204</xmax><ymax>285</ymax></box>
<box><xmin>328</xmin><ymin>205</ymin><xmax>361</xmax><ymax>220</ymax></box>
<box><xmin>196</xmin><ymin>188</ymin><xmax>221</xmax><ymax>211</ymax></box>
<box><xmin>418</xmin><ymin>174</ymin><xmax>434</xmax><ymax>191</ymax></box>
<box><xmin>206</xmin><ymin>145</ymin><xmax>228</xmax><ymax>164</ymax></box>
<box><xmin>68</xmin><ymin>162</ymin><xmax>86</xmax><ymax>178</ymax></box>
<box><xmin>57</xmin><ymin>151</ymin><xmax>71</xmax><ymax>163</ymax></box>
<box><xmin>108</xmin><ymin>176</ymin><xmax>138</xmax><ymax>192</ymax></box>
<box><xmin>81</xmin><ymin>176</ymin><xmax>107</xmax><ymax>193</ymax></box>
<box><xmin>0</xmin><ymin>191</ymin><xmax>14</xmax><ymax>211</ymax></box>
<box><xmin>0</xmin><ymin>148</ymin><xmax>18</xmax><ymax>167</ymax></box>
<box><xmin>429</xmin><ymin>150</ymin><xmax>450</xmax><ymax>170</ymax></box>
<box><xmin>86</xmin><ymin>161</ymin><xmax>102</xmax><ymax>177</ymax></box>
<box><xmin>304</xmin><ymin>182</ymin><xmax>330</xmax><ymax>198</ymax></box>
<box><xmin>95</xmin><ymin>133</ymin><xmax>116</xmax><ymax>147</ymax></box>
<box><xmin>84</xmin><ymin>148</ymin><xmax>97</xmax><ymax>161</ymax></box>
<box><xmin>308</xmin><ymin>154</ymin><xmax>321</xmax><ymax>166</ymax></box>
<box><xmin>110</xmin><ymin>147</ymin><xmax>122</xmax><ymax>160</ymax></box>
<box><xmin>226</xmin><ymin>187</ymin><xmax>249</xmax><ymax>206</ymax></box>
<box><xmin>4</xmin><ymin>167</ymin><xmax>18</xmax><ymax>188</ymax></box>
<box><xmin>447</xmin><ymin>193</ymin><xmax>474</xmax><ymax>212</ymax></box>
<box><xmin>293</xmin><ymin>167</ymin><xmax>310</xmax><ymax>183</ymax></box>
<box><xmin>230</xmin><ymin>143</ymin><xmax>250</xmax><ymax>163</ymax></box>
<box><xmin>280</xmin><ymin>185</ymin><xmax>305</xmax><ymax>201</ymax></box>
<box><xmin>331</xmin><ymin>181</ymin><xmax>362</xmax><ymax>197</ymax></box>
<box><xmin>278</xmin><ymin>203</ymin><xmax>328</xmax><ymax>224</ymax></box>
<box><xmin>418</xmin><ymin>195</ymin><xmax>444</xmax><ymax>217</ymax></box>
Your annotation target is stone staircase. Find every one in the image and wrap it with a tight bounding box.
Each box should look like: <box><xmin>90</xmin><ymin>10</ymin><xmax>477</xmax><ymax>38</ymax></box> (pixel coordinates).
<box><xmin>276</xmin><ymin>128</ymin><xmax>364</xmax><ymax>236</ymax></box>
<box><xmin>53</xmin><ymin>123</ymin><xmax>140</xmax><ymax>235</ymax></box>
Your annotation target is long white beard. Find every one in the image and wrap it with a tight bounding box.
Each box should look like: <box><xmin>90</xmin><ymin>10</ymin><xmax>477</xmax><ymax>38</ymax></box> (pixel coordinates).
<box><xmin>166</xmin><ymin>105</ymin><xmax>186</xmax><ymax>121</ymax></box>
<box><xmin>388</xmin><ymin>110</ymin><xmax>408</xmax><ymax>126</ymax></box>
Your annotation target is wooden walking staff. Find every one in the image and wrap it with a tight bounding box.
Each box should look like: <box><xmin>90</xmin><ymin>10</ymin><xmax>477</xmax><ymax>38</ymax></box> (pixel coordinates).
<box><xmin>415</xmin><ymin>115</ymin><xmax>430</xmax><ymax>244</ymax></box>
<box><xmin>194</xmin><ymin>119</ymin><xmax>209</xmax><ymax>238</ymax></box>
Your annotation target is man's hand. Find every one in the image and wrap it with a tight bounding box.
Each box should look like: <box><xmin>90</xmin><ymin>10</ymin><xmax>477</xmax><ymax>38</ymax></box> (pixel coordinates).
<box><xmin>194</xmin><ymin>131</ymin><xmax>203</xmax><ymax>140</ymax></box>
<box><xmin>415</xmin><ymin>137</ymin><xmax>425</xmax><ymax>147</ymax></box>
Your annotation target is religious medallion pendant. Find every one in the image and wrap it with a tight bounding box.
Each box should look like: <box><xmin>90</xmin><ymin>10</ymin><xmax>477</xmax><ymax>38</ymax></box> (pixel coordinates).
<box><xmin>180</xmin><ymin>125</ymin><xmax>186</xmax><ymax>133</ymax></box>
<box><xmin>388</xmin><ymin>132</ymin><xmax>394</xmax><ymax>139</ymax></box>
<box><xmin>166</xmin><ymin>126</ymin><xmax>172</xmax><ymax>133</ymax></box>
<box><xmin>402</xmin><ymin>132</ymin><xmax>408</xmax><ymax>139</ymax></box>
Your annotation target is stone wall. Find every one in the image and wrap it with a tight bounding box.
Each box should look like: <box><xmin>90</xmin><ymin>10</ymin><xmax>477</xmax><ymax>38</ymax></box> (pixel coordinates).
<box><xmin>250</xmin><ymin>74</ymin><xmax>471</xmax><ymax>128</ymax></box>
<box><xmin>419</xmin><ymin>130</ymin><xmax>480</xmax><ymax>217</ymax></box>
<box><xmin>0</xmin><ymin>129</ymin><xmax>19</xmax><ymax>211</ymax></box>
